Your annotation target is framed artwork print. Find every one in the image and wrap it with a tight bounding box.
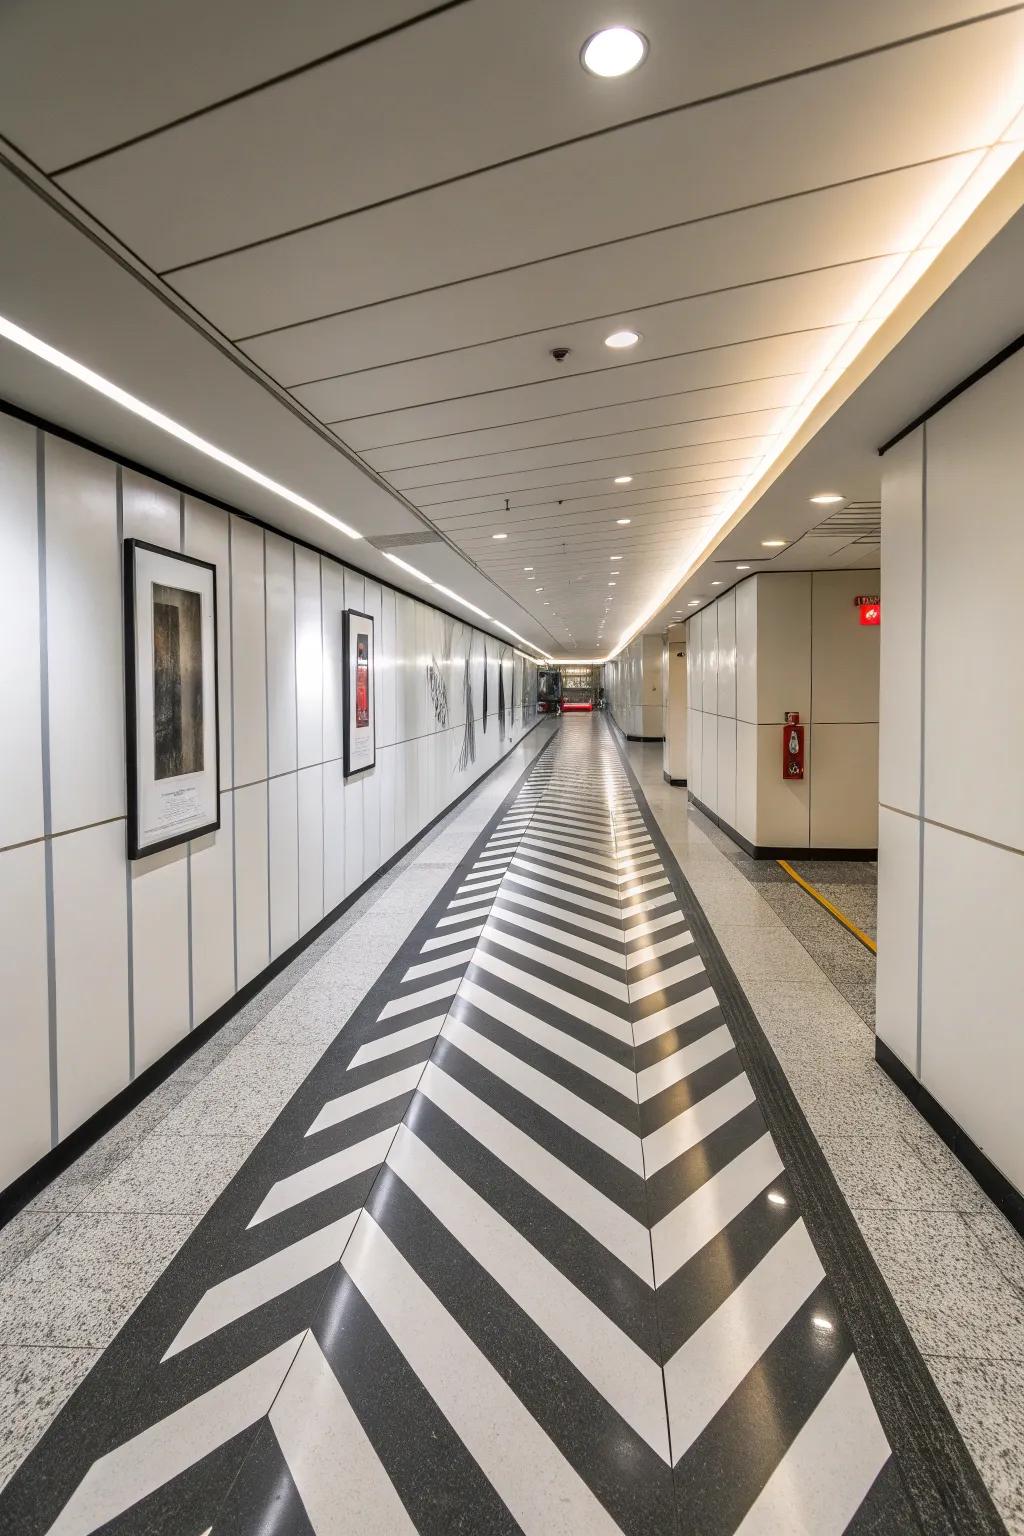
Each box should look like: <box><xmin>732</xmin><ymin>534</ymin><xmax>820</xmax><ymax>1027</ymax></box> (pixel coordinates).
<box><xmin>124</xmin><ymin>538</ymin><xmax>220</xmax><ymax>858</ymax></box>
<box><xmin>343</xmin><ymin>607</ymin><xmax>376</xmax><ymax>776</ymax></box>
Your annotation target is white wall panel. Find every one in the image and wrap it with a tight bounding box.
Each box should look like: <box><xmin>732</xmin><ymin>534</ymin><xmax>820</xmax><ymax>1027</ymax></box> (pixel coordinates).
<box><xmin>295</xmin><ymin>546</ymin><xmax>323</xmax><ymax>769</ymax></box>
<box><xmin>130</xmin><ymin>843</ymin><xmax>190</xmax><ymax>1073</ymax></box>
<box><xmin>811</xmin><ymin>571</ymin><xmax>880</xmax><ymax>722</ymax></box>
<box><xmin>378</xmin><ymin>745</ymin><xmax>397</xmax><ymax>864</ymax></box>
<box><xmin>0</xmin><ymin>842</ymin><xmax>51</xmax><ymax>1187</ymax></box>
<box><xmin>268</xmin><ymin>770</ymin><xmax>299</xmax><ymax>958</ymax></box>
<box><xmin>924</xmin><ymin>356</ymin><xmax>1024</xmax><ymax>854</ymax></box>
<box><xmin>700</xmin><ymin>712</ymin><xmax>718</xmax><ymax>814</ymax></box>
<box><xmin>52</xmin><ymin>818</ymin><xmax>130</xmax><ymax>1137</ymax></box>
<box><xmin>717</xmin><ymin>715</ymin><xmax>737</xmax><ymax>829</ymax></box>
<box><xmin>363</xmin><ymin>764</ymin><xmax>382</xmax><ymax>878</ymax></box>
<box><xmin>121</xmin><ymin>468</ymin><xmax>179</xmax><ymax>547</ymax></box>
<box><xmin>45</xmin><ymin>437</ymin><xmax>123</xmax><ymax>834</ymax></box>
<box><xmin>322</xmin><ymin>761</ymin><xmax>345</xmax><ymax>912</ymax></box>
<box><xmin>754</xmin><ymin>723</ymin><xmax>809</xmax><ymax>848</ymax></box>
<box><xmin>878</xmin><ymin>430</ymin><xmax>923</xmax><ymax>815</ymax></box>
<box><xmin>717</xmin><ymin>589</ymin><xmax>737</xmax><ymax>720</ymax></box>
<box><xmin>230</xmin><ymin>516</ymin><xmax>267</xmax><ymax>786</ymax></box>
<box><xmin>700</xmin><ymin>605</ymin><xmax>718</xmax><ymax>718</ymax></box>
<box><xmin>184</xmin><ymin>498</ymin><xmax>233</xmax><ymax>790</ymax></box>
<box><xmin>735</xmin><ymin>578</ymin><xmax>758</xmax><ymax>723</ymax></box>
<box><xmin>875</xmin><ymin>805</ymin><xmax>920</xmax><ymax>1073</ymax></box>
<box><xmin>265</xmin><ymin>531</ymin><xmax>297</xmax><ymax>777</ymax></box>
<box><xmin>297</xmin><ymin>764</ymin><xmax>324</xmax><ymax>935</ymax></box>
<box><xmin>234</xmin><ymin>779</ymin><xmax>269</xmax><ymax>986</ymax></box>
<box><xmin>920</xmin><ymin>822</ymin><xmax>1024</xmax><ymax>1193</ymax></box>
<box><xmin>321</xmin><ymin>557</ymin><xmax>345</xmax><ymax>764</ymax></box>
<box><xmin>809</xmin><ymin>725</ymin><xmax>879</xmax><ymax>848</ymax></box>
<box><xmin>687</xmin><ymin>708</ymin><xmax>702</xmax><ymax>801</ymax></box>
<box><xmin>190</xmin><ymin>793</ymin><xmax>235</xmax><ymax>1022</ymax></box>
<box><xmin>686</xmin><ymin>617</ymin><xmax>702</xmax><ymax>713</ymax></box>
<box><xmin>735</xmin><ymin>721</ymin><xmax>757</xmax><ymax>843</ymax></box>
<box><xmin>344</xmin><ymin>774</ymin><xmax>364</xmax><ymax>895</ymax></box>
<box><xmin>0</xmin><ymin>414</ymin><xmax>43</xmax><ymax>848</ymax></box>
<box><xmin>755</xmin><ymin>572</ymin><xmax>810</xmax><ymax>724</ymax></box>
<box><xmin>381</xmin><ymin>586</ymin><xmax>398</xmax><ymax>748</ymax></box>
<box><xmin>344</xmin><ymin>569</ymin><xmax>365</xmax><ymax>614</ymax></box>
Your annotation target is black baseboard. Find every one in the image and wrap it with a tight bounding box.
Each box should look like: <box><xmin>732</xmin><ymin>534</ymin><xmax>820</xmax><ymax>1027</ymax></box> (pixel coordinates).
<box><xmin>688</xmin><ymin>793</ymin><xmax>877</xmax><ymax>861</ymax></box>
<box><xmin>662</xmin><ymin>771</ymin><xmax>687</xmax><ymax>786</ymax></box>
<box><xmin>626</xmin><ymin>733</ymin><xmax>665</xmax><ymax>743</ymax></box>
<box><xmin>875</xmin><ymin>1039</ymin><xmax>1024</xmax><ymax>1237</ymax></box>
<box><xmin>0</xmin><ymin>720</ymin><xmax>551</xmax><ymax>1227</ymax></box>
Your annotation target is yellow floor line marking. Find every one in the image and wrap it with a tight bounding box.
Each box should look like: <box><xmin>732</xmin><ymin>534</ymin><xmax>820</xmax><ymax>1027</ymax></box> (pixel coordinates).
<box><xmin>776</xmin><ymin>860</ymin><xmax>877</xmax><ymax>955</ymax></box>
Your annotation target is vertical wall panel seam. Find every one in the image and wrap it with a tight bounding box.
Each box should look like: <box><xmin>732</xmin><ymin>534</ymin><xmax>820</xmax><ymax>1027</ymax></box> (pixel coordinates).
<box><xmin>319</xmin><ymin>556</ymin><xmax>326</xmax><ymax>915</ymax></box>
<box><xmin>228</xmin><ymin>518</ymin><xmax>239</xmax><ymax>993</ymax></box>
<box><xmin>808</xmin><ymin>572</ymin><xmax>814</xmax><ymax>849</ymax></box>
<box><xmin>264</xmin><ymin>530</ymin><xmax>272</xmax><ymax>961</ymax></box>
<box><xmin>915</xmin><ymin>426</ymin><xmax>928</xmax><ymax>1080</ymax></box>
<box><xmin>36</xmin><ymin>430</ymin><xmax>59</xmax><ymax>1145</ymax></box>
<box><xmin>180</xmin><ymin>494</ymin><xmax>195</xmax><ymax>1032</ymax></box>
<box><xmin>117</xmin><ymin>464</ymin><xmax>136</xmax><ymax>1082</ymax></box>
<box><xmin>292</xmin><ymin>544</ymin><xmax>300</xmax><ymax>934</ymax></box>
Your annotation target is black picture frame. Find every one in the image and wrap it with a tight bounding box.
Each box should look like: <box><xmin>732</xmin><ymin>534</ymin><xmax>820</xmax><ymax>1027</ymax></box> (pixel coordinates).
<box><xmin>124</xmin><ymin>537</ymin><xmax>221</xmax><ymax>859</ymax></box>
<box><xmin>342</xmin><ymin>607</ymin><xmax>376</xmax><ymax>777</ymax></box>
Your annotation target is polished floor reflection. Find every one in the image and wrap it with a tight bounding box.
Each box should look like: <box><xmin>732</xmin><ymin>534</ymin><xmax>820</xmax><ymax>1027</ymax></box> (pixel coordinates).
<box><xmin>0</xmin><ymin>719</ymin><xmax>1001</xmax><ymax>1533</ymax></box>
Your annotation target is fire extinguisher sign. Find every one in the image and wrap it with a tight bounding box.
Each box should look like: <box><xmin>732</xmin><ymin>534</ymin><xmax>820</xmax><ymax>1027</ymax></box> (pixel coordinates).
<box><xmin>783</xmin><ymin>710</ymin><xmax>805</xmax><ymax>780</ymax></box>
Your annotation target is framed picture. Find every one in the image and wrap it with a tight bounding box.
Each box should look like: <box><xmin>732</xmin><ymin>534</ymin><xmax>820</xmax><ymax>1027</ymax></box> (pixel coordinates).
<box><xmin>343</xmin><ymin>607</ymin><xmax>376</xmax><ymax>776</ymax></box>
<box><xmin>124</xmin><ymin>538</ymin><xmax>220</xmax><ymax>859</ymax></box>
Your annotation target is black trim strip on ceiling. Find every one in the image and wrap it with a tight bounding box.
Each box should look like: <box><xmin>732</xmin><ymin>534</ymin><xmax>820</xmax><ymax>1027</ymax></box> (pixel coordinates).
<box><xmin>878</xmin><ymin>331</ymin><xmax>1024</xmax><ymax>455</ymax></box>
<box><xmin>0</xmin><ymin>395</ymin><xmax>549</xmax><ymax>659</ymax></box>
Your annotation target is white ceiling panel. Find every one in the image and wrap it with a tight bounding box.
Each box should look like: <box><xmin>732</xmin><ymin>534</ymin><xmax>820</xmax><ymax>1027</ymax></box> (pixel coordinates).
<box><xmin>239</xmin><ymin>157</ymin><xmax>977</xmax><ymax>382</ymax></box>
<box><xmin>330</xmin><ymin>329</ymin><xmax>843</xmax><ymax>444</ymax></box>
<box><xmin>375</xmin><ymin>409</ymin><xmax>790</xmax><ymax>484</ymax></box>
<box><xmin>358</xmin><ymin>381</ymin><xmax>807</xmax><ymax>464</ymax></box>
<box><xmin>396</xmin><ymin>438</ymin><xmax>772</xmax><ymax>504</ymax></box>
<box><xmin>44</xmin><ymin>0</ymin><xmax>1009</xmax><ymax>269</ymax></box>
<box><xmin>163</xmin><ymin>14</ymin><xmax>1024</xmax><ymax>336</ymax></box>
<box><xmin>429</xmin><ymin>475</ymin><xmax>745</xmax><ymax>523</ymax></box>
<box><xmin>289</xmin><ymin>258</ymin><xmax>896</xmax><ymax>422</ymax></box>
<box><xmin>0</xmin><ymin>0</ymin><xmax>428</xmax><ymax>170</ymax></box>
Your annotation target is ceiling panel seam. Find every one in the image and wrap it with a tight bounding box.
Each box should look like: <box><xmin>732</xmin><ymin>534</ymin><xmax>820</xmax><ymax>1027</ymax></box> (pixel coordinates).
<box><xmin>150</xmin><ymin>8</ymin><xmax>1022</xmax><ymax>277</ymax></box>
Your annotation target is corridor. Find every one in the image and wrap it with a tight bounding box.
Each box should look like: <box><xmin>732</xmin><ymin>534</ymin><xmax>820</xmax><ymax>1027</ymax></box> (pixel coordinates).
<box><xmin>0</xmin><ymin>717</ymin><xmax>997</xmax><ymax>1535</ymax></box>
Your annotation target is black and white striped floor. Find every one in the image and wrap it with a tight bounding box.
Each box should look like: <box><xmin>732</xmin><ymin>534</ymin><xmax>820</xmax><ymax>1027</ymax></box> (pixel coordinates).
<box><xmin>1</xmin><ymin>720</ymin><xmax>1001</xmax><ymax>1534</ymax></box>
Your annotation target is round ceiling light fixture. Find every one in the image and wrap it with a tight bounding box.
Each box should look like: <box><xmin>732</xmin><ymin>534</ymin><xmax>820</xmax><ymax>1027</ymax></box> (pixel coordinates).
<box><xmin>810</xmin><ymin>492</ymin><xmax>845</xmax><ymax>505</ymax></box>
<box><xmin>616</xmin><ymin>517</ymin><xmax>631</xmax><ymax>525</ymax></box>
<box><xmin>761</xmin><ymin>539</ymin><xmax>786</xmax><ymax>547</ymax></box>
<box><xmin>492</xmin><ymin>532</ymin><xmax>507</xmax><ymax>540</ymax></box>
<box><xmin>580</xmin><ymin>26</ymin><xmax>648</xmax><ymax>77</ymax></box>
<box><xmin>687</xmin><ymin>600</ymin><xmax>701</xmax><ymax>608</ymax></box>
<box><xmin>604</xmin><ymin>328</ymin><xmax>641</xmax><ymax>349</ymax></box>
<box><xmin>736</xmin><ymin>564</ymin><xmax>751</xmax><ymax>571</ymax></box>
<box><xmin>614</xmin><ymin>474</ymin><xmax>633</xmax><ymax>484</ymax></box>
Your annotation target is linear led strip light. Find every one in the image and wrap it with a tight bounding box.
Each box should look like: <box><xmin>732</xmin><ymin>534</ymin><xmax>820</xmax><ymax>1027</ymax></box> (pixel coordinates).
<box><xmin>384</xmin><ymin>553</ymin><xmax>552</xmax><ymax>660</ymax></box>
<box><xmin>0</xmin><ymin>313</ymin><xmax>551</xmax><ymax>658</ymax></box>
<box><xmin>607</xmin><ymin>110</ymin><xmax>1024</xmax><ymax>661</ymax></box>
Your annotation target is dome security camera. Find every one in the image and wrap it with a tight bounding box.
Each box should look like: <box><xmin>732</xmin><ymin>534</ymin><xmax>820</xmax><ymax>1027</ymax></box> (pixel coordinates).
<box><xmin>550</xmin><ymin>346</ymin><xmax>571</xmax><ymax>363</ymax></box>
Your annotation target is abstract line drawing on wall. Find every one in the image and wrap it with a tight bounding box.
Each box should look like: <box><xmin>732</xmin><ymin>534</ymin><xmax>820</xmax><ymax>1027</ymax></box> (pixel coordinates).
<box><xmin>427</xmin><ymin>615</ymin><xmax>454</xmax><ymax>729</ymax></box>
<box><xmin>124</xmin><ymin>538</ymin><xmax>220</xmax><ymax>859</ymax></box>
<box><xmin>481</xmin><ymin>638</ymin><xmax>489</xmax><ymax>734</ymax></box>
<box><xmin>497</xmin><ymin>646</ymin><xmax>507</xmax><ymax>742</ymax></box>
<box><xmin>456</xmin><ymin>630</ymin><xmax>476</xmax><ymax>772</ymax></box>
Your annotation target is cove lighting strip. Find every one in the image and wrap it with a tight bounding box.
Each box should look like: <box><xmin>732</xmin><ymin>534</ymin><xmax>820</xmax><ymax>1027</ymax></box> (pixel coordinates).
<box><xmin>605</xmin><ymin>114</ymin><xmax>1024</xmax><ymax>662</ymax></box>
<box><xmin>0</xmin><ymin>313</ymin><xmax>553</xmax><ymax>657</ymax></box>
<box><xmin>384</xmin><ymin>553</ymin><xmax>552</xmax><ymax>660</ymax></box>
<box><xmin>0</xmin><ymin>313</ymin><xmax>362</xmax><ymax>540</ymax></box>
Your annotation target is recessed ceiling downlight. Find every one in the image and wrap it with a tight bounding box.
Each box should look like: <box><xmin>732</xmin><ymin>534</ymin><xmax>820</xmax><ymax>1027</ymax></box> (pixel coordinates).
<box><xmin>580</xmin><ymin>26</ymin><xmax>648</xmax><ymax>78</ymax></box>
<box><xmin>604</xmin><ymin>329</ymin><xmax>641</xmax><ymax>349</ymax></box>
<box><xmin>492</xmin><ymin>532</ymin><xmax>507</xmax><ymax>540</ymax></box>
<box><xmin>614</xmin><ymin>474</ymin><xmax>633</xmax><ymax>484</ymax></box>
<box><xmin>616</xmin><ymin>517</ymin><xmax>631</xmax><ymax>525</ymax></box>
<box><xmin>810</xmin><ymin>492</ymin><xmax>845</xmax><ymax>505</ymax></box>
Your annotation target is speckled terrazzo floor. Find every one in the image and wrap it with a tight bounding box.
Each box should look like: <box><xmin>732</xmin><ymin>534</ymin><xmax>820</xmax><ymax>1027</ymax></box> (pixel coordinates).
<box><xmin>627</xmin><ymin>739</ymin><xmax>1024</xmax><ymax>1535</ymax></box>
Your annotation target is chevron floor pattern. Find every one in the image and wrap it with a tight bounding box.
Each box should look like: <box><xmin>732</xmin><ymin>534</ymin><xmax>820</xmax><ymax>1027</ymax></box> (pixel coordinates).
<box><xmin>1</xmin><ymin>721</ymin><xmax>946</xmax><ymax>1534</ymax></box>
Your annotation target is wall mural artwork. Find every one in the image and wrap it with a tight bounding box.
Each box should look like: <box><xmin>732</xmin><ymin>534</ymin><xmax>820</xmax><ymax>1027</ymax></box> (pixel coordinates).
<box><xmin>497</xmin><ymin>647</ymin><xmax>507</xmax><ymax>743</ymax></box>
<box><xmin>482</xmin><ymin>638</ymin><xmax>489</xmax><ymax>733</ymax></box>
<box><xmin>456</xmin><ymin>629</ymin><xmax>476</xmax><ymax>772</ymax></box>
<box><xmin>427</xmin><ymin>615</ymin><xmax>454</xmax><ymax>729</ymax></box>
<box><xmin>343</xmin><ymin>608</ymin><xmax>376</xmax><ymax>776</ymax></box>
<box><xmin>124</xmin><ymin>539</ymin><xmax>220</xmax><ymax>859</ymax></box>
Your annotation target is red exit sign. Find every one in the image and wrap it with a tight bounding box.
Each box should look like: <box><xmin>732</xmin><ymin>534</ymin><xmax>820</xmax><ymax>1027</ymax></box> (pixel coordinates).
<box><xmin>855</xmin><ymin>594</ymin><xmax>881</xmax><ymax>626</ymax></box>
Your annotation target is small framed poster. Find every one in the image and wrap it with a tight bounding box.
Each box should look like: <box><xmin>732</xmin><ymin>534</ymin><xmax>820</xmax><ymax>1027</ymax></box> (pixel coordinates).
<box><xmin>124</xmin><ymin>538</ymin><xmax>220</xmax><ymax>859</ymax></box>
<box><xmin>343</xmin><ymin>607</ymin><xmax>376</xmax><ymax>776</ymax></box>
